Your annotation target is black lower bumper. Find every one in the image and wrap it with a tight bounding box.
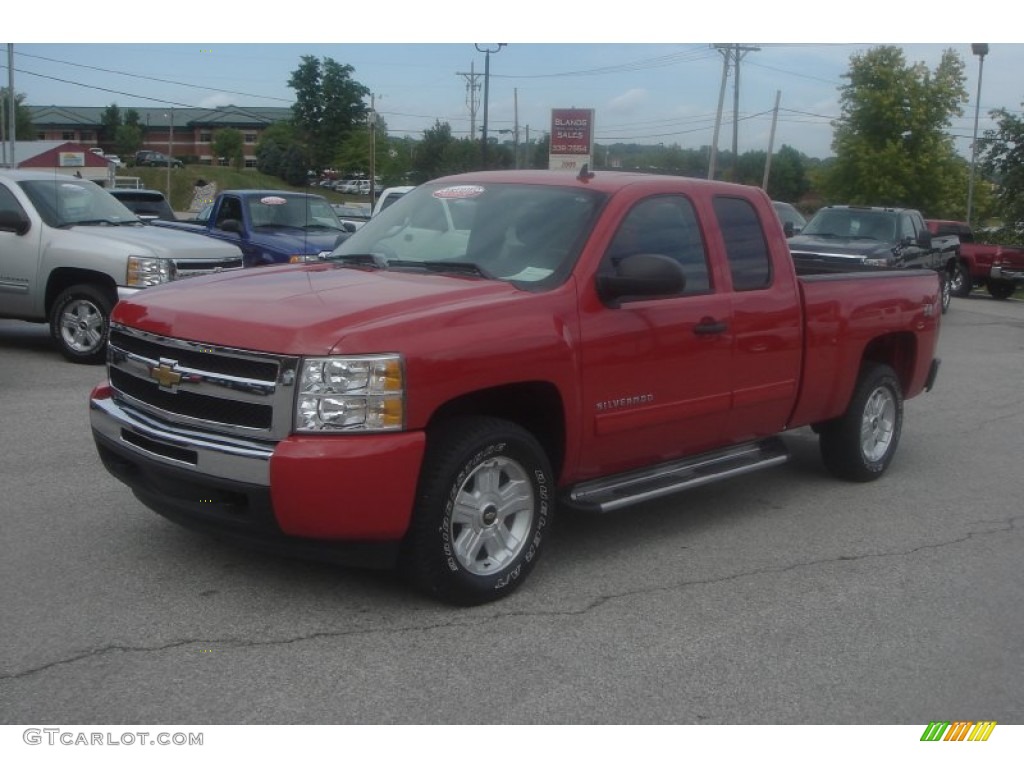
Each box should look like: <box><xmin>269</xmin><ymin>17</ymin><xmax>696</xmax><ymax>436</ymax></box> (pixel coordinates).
<box><xmin>94</xmin><ymin>431</ymin><xmax>401</xmax><ymax>569</ymax></box>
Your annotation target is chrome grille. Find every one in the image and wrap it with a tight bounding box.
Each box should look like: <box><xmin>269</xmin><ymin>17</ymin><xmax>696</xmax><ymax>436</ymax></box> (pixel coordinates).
<box><xmin>171</xmin><ymin>256</ymin><xmax>244</xmax><ymax>279</ymax></box>
<box><xmin>107</xmin><ymin>325</ymin><xmax>299</xmax><ymax>440</ymax></box>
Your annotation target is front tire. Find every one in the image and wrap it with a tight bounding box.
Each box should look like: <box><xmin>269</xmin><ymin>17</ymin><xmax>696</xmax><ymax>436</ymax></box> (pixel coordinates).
<box><xmin>403</xmin><ymin>417</ymin><xmax>554</xmax><ymax>605</ymax></box>
<box><xmin>939</xmin><ymin>271</ymin><xmax>951</xmax><ymax>314</ymax></box>
<box><xmin>949</xmin><ymin>260</ymin><xmax>973</xmax><ymax>297</ymax></box>
<box><xmin>49</xmin><ymin>284</ymin><xmax>113</xmax><ymax>364</ymax></box>
<box><xmin>987</xmin><ymin>280</ymin><xmax>1016</xmax><ymax>300</ymax></box>
<box><xmin>819</xmin><ymin>363</ymin><xmax>903</xmax><ymax>482</ymax></box>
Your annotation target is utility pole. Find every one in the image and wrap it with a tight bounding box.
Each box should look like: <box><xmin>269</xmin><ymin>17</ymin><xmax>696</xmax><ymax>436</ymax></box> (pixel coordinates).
<box><xmin>513</xmin><ymin>88</ymin><xmax>520</xmax><ymax>169</ymax></box>
<box><xmin>475</xmin><ymin>43</ymin><xmax>505</xmax><ymax>169</ymax></box>
<box><xmin>762</xmin><ymin>90</ymin><xmax>781</xmax><ymax>190</ymax></box>
<box><xmin>709</xmin><ymin>44</ymin><xmax>759</xmax><ymax>181</ymax></box>
<box><xmin>456</xmin><ymin>62</ymin><xmax>482</xmax><ymax>141</ymax></box>
<box><xmin>368</xmin><ymin>93</ymin><xmax>379</xmax><ymax>202</ymax></box>
<box><xmin>7</xmin><ymin>44</ymin><xmax>15</xmax><ymax>169</ymax></box>
<box><xmin>708</xmin><ymin>45</ymin><xmax>731</xmax><ymax>180</ymax></box>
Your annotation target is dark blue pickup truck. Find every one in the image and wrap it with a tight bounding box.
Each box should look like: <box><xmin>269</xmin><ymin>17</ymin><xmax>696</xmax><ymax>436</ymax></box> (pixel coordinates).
<box><xmin>155</xmin><ymin>190</ymin><xmax>353</xmax><ymax>267</ymax></box>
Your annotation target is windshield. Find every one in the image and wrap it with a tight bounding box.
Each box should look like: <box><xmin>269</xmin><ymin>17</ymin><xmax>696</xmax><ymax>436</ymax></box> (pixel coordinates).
<box><xmin>331</xmin><ymin>181</ymin><xmax>605</xmax><ymax>287</ymax></box>
<box><xmin>802</xmin><ymin>209</ymin><xmax>898</xmax><ymax>241</ymax></box>
<box><xmin>19</xmin><ymin>179</ymin><xmax>141</xmax><ymax>228</ymax></box>
<box><xmin>245</xmin><ymin>194</ymin><xmax>346</xmax><ymax>231</ymax></box>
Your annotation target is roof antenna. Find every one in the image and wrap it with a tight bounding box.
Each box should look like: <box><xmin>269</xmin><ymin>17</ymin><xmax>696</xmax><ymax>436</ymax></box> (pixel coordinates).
<box><xmin>576</xmin><ymin>163</ymin><xmax>594</xmax><ymax>181</ymax></box>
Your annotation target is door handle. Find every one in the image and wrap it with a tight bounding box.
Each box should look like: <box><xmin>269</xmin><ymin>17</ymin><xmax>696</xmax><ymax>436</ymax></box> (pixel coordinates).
<box><xmin>694</xmin><ymin>318</ymin><xmax>728</xmax><ymax>335</ymax></box>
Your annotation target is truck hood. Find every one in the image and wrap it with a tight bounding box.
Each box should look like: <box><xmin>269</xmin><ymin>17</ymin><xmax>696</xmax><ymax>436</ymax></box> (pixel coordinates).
<box><xmin>111</xmin><ymin>262</ymin><xmax>526</xmax><ymax>355</ymax></box>
<box><xmin>788</xmin><ymin>233</ymin><xmax>894</xmax><ymax>258</ymax></box>
<box><xmin>70</xmin><ymin>223</ymin><xmax>242</xmax><ymax>260</ymax></box>
<box><xmin>246</xmin><ymin>227</ymin><xmax>349</xmax><ymax>255</ymax></box>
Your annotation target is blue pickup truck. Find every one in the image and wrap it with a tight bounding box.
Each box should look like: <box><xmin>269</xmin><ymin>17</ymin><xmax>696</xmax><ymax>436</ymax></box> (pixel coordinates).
<box><xmin>156</xmin><ymin>190</ymin><xmax>353</xmax><ymax>267</ymax></box>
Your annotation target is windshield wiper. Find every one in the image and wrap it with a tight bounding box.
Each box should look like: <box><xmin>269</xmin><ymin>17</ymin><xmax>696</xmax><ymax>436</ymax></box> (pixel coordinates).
<box><xmin>416</xmin><ymin>260</ymin><xmax>495</xmax><ymax>278</ymax></box>
<box><xmin>62</xmin><ymin>218</ymin><xmax>125</xmax><ymax>227</ymax></box>
<box><xmin>332</xmin><ymin>253</ymin><xmax>389</xmax><ymax>269</ymax></box>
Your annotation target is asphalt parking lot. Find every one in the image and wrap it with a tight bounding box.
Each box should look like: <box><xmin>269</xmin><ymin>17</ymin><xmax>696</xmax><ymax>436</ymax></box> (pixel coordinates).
<box><xmin>0</xmin><ymin>294</ymin><xmax>1022</xmax><ymax>726</ymax></box>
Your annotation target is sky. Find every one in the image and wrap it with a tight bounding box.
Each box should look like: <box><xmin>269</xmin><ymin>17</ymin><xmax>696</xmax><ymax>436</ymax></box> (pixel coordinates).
<box><xmin>6</xmin><ymin>3</ymin><xmax>1022</xmax><ymax>161</ymax></box>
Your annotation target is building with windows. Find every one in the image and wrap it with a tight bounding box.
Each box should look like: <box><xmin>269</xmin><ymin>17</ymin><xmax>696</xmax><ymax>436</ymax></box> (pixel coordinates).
<box><xmin>27</xmin><ymin>105</ymin><xmax>291</xmax><ymax>167</ymax></box>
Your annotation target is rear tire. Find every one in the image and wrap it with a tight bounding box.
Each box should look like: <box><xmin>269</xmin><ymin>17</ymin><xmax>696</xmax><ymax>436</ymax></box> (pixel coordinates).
<box><xmin>819</xmin><ymin>363</ymin><xmax>903</xmax><ymax>482</ymax></box>
<box><xmin>49</xmin><ymin>284</ymin><xmax>113</xmax><ymax>364</ymax></box>
<box><xmin>403</xmin><ymin>417</ymin><xmax>554</xmax><ymax>605</ymax></box>
<box><xmin>987</xmin><ymin>280</ymin><xmax>1015</xmax><ymax>300</ymax></box>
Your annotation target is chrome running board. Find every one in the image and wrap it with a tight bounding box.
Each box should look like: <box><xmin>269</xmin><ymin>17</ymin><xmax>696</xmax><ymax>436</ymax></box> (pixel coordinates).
<box><xmin>565</xmin><ymin>438</ymin><xmax>789</xmax><ymax>513</ymax></box>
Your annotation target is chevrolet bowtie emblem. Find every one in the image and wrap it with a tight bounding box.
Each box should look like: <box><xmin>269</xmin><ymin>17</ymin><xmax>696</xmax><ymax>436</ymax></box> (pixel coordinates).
<box><xmin>149</xmin><ymin>359</ymin><xmax>183</xmax><ymax>391</ymax></box>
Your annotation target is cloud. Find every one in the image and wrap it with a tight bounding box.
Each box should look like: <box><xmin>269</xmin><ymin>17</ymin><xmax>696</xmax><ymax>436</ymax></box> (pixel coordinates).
<box><xmin>607</xmin><ymin>88</ymin><xmax>649</xmax><ymax>114</ymax></box>
<box><xmin>197</xmin><ymin>93</ymin><xmax>234</xmax><ymax>109</ymax></box>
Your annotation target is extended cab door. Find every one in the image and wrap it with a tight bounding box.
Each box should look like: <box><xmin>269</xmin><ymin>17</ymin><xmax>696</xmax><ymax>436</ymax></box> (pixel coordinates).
<box><xmin>0</xmin><ymin>182</ymin><xmax>42</xmax><ymax>319</ymax></box>
<box><xmin>709</xmin><ymin>194</ymin><xmax>802</xmax><ymax>440</ymax></box>
<box><xmin>576</xmin><ymin>194</ymin><xmax>735</xmax><ymax>476</ymax></box>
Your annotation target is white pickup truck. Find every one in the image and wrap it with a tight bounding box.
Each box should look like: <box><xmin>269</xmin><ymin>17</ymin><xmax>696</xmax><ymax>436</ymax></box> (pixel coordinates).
<box><xmin>0</xmin><ymin>170</ymin><xmax>243</xmax><ymax>363</ymax></box>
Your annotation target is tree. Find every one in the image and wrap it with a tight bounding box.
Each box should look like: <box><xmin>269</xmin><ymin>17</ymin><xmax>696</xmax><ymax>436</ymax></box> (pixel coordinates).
<box><xmin>212</xmin><ymin>128</ymin><xmax>245</xmax><ymax>171</ymax></box>
<box><xmin>100</xmin><ymin>103</ymin><xmax>122</xmax><ymax>143</ymax></box>
<box><xmin>765</xmin><ymin>145</ymin><xmax>811</xmax><ymax>203</ymax></box>
<box><xmin>288</xmin><ymin>56</ymin><xmax>370</xmax><ymax>172</ymax></box>
<box><xmin>824</xmin><ymin>46</ymin><xmax>967</xmax><ymax>216</ymax></box>
<box><xmin>825</xmin><ymin>47</ymin><xmax>964</xmax><ymax>210</ymax></box>
<box><xmin>281</xmin><ymin>144</ymin><xmax>310</xmax><ymax>186</ymax></box>
<box><xmin>980</xmin><ymin>106</ymin><xmax>1024</xmax><ymax>242</ymax></box>
<box><xmin>114</xmin><ymin>124</ymin><xmax>143</xmax><ymax>159</ymax></box>
<box><xmin>410</xmin><ymin>120</ymin><xmax>456</xmax><ymax>183</ymax></box>
<box><xmin>0</xmin><ymin>87</ymin><xmax>34</xmax><ymax>139</ymax></box>
<box><xmin>256</xmin><ymin>139</ymin><xmax>285</xmax><ymax>178</ymax></box>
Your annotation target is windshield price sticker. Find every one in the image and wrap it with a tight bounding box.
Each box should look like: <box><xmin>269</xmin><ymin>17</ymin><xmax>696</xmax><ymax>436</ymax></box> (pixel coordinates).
<box><xmin>259</xmin><ymin>196</ymin><xmax>288</xmax><ymax>206</ymax></box>
<box><xmin>433</xmin><ymin>185</ymin><xmax>485</xmax><ymax>199</ymax></box>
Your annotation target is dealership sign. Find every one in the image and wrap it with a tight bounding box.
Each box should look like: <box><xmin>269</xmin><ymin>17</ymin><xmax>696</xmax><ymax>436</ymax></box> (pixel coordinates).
<box><xmin>59</xmin><ymin>152</ymin><xmax>86</xmax><ymax>167</ymax></box>
<box><xmin>548</xmin><ymin>108</ymin><xmax>595</xmax><ymax>171</ymax></box>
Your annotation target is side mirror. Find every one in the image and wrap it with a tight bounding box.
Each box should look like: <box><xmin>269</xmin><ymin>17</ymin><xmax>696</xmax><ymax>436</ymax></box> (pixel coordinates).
<box><xmin>596</xmin><ymin>253</ymin><xmax>687</xmax><ymax>307</ymax></box>
<box><xmin>916</xmin><ymin>230</ymin><xmax>933</xmax><ymax>248</ymax></box>
<box><xmin>341</xmin><ymin>221</ymin><xmax>357</xmax><ymax>233</ymax></box>
<box><xmin>783</xmin><ymin>221</ymin><xmax>795</xmax><ymax>238</ymax></box>
<box><xmin>0</xmin><ymin>209</ymin><xmax>31</xmax><ymax>235</ymax></box>
<box><xmin>219</xmin><ymin>218</ymin><xmax>242</xmax><ymax>234</ymax></box>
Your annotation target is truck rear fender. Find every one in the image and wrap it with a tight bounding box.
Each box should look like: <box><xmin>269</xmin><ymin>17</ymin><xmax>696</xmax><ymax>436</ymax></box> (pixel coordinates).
<box><xmin>45</xmin><ymin>267</ymin><xmax>118</xmax><ymax>315</ymax></box>
<box><xmin>861</xmin><ymin>332</ymin><xmax>918</xmax><ymax>394</ymax></box>
<box><xmin>425</xmin><ymin>382</ymin><xmax>567</xmax><ymax>482</ymax></box>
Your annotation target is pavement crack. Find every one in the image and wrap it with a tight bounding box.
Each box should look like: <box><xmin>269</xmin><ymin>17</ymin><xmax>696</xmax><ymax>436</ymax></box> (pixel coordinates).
<box><xmin>1</xmin><ymin>515</ymin><xmax>1019</xmax><ymax>682</ymax></box>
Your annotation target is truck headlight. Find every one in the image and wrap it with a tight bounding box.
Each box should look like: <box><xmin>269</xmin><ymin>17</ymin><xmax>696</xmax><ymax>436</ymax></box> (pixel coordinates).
<box><xmin>296</xmin><ymin>354</ymin><xmax>404</xmax><ymax>432</ymax></box>
<box><xmin>127</xmin><ymin>256</ymin><xmax>175</xmax><ymax>286</ymax></box>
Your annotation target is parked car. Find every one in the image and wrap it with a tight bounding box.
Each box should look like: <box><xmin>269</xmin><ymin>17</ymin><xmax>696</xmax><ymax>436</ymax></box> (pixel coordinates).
<box><xmin>788</xmin><ymin>204</ymin><xmax>959</xmax><ymax>313</ymax></box>
<box><xmin>151</xmin><ymin>189</ymin><xmax>351</xmax><ymax>265</ymax></box>
<box><xmin>134</xmin><ymin>150</ymin><xmax>157</xmax><ymax>166</ymax></box>
<box><xmin>142</xmin><ymin>151</ymin><xmax>183</xmax><ymax>168</ymax></box>
<box><xmin>772</xmin><ymin>201</ymin><xmax>806</xmax><ymax>236</ymax></box>
<box><xmin>0</xmin><ymin>170</ymin><xmax>243</xmax><ymax>363</ymax></box>
<box><xmin>331</xmin><ymin>203</ymin><xmax>371</xmax><ymax>230</ymax></box>
<box><xmin>372</xmin><ymin>186</ymin><xmax>415</xmax><ymax>216</ymax></box>
<box><xmin>108</xmin><ymin>189</ymin><xmax>177</xmax><ymax>223</ymax></box>
<box><xmin>90</xmin><ymin>170</ymin><xmax>942</xmax><ymax>604</ymax></box>
<box><xmin>925</xmin><ymin>219</ymin><xmax>1024</xmax><ymax>300</ymax></box>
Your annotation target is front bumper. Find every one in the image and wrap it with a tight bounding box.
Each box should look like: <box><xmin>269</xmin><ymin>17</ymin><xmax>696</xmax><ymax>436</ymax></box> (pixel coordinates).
<box><xmin>990</xmin><ymin>265</ymin><xmax>1024</xmax><ymax>283</ymax></box>
<box><xmin>90</xmin><ymin>384</ymin><xmax>426</xmax><ymax>566</ymax></box>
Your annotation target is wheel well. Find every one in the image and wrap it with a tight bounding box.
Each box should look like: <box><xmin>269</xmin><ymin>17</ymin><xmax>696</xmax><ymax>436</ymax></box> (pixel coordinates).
<box><xmin>426</xmin><ymin>382</ymin><xmax>566</xmax><ymax>479</ymax></box>
<box><xmin>861</xmin><ymin>333</ymin><xmax>916</xmax><ymax>392</ymax></box>
<box><xmin>46</xmin><ymin>268</ymin><xmax>118</xmax><ymax>315</ymax></box>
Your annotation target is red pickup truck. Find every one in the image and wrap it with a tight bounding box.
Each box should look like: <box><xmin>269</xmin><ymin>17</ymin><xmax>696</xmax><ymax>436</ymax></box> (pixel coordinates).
<box><xmin>926</xmin><ymin>219</ymin><xmax>1024</xmax><ymax>299</ymax></box>
<box><xmin>90</xmin><ymin>170</ymin><xmax>942</xmax><ymax>604</ymax></box>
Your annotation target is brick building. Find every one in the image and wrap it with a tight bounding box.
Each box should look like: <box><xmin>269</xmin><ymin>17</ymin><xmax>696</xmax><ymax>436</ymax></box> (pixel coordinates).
<box><xmin>27</xmin><ymin>105</ymin><xmax>291</xmax><ymax>167</ymax></box>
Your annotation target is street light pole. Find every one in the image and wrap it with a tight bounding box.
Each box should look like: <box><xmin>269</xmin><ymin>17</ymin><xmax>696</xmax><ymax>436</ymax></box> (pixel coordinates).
<box><xmin>967</xmin><ymin>43</ymin><xmax>989</xmax><ymax>228</ymax></box>
<box><xmin>475</xmin><ymin>43</ymin><xmax>505</xmax><ymax>169</ymax></box>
